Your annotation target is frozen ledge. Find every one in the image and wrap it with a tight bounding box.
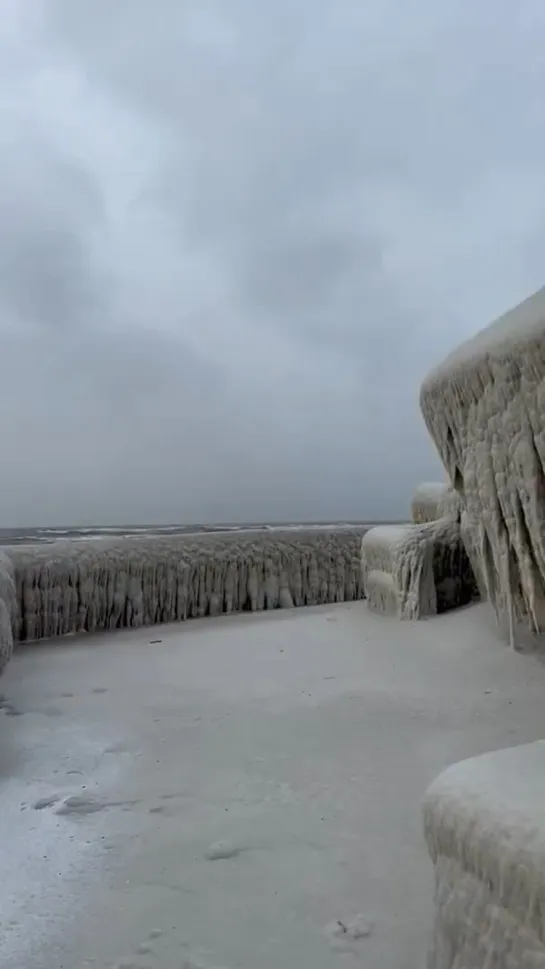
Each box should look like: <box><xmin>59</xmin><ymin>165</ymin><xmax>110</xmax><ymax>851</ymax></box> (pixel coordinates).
<box><xmin>420</xmin><ymin>285</ymin><xmax>545</xmax><ymax>641</ymax></box>
<box><xmin>0</xmin><ymin>528</ymin><xmax>366</xmax><ymax>656</ymax></box>
<box><xmin>423</xmin><ymin>742</ymin><xmax>545</xmax><ymax>968</ymax></box>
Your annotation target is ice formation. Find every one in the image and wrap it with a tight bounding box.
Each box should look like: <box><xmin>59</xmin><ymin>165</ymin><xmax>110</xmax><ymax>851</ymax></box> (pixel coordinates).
<box><xmin>361</xmin><ymin>525</ymin><xmax>414</xmax><ymax>615</ymax></box>
<box><xmin>361</xmin><ymin>520</ymin><xmax>476</xmax><ymax>619</ymax></box>
<box><xmin>423</xmin><ymin>742</ymin><xmax>545</xmax><ymax>968</ymax></box>
<box><xmin>420</xmin><ymin>285</ymin><xmax>545</xmax><ymax>645</ymax></box>
<box><xmin>420</xmin><ymin>287</ymin><xmax>545</xmax><ymax>967</ymax></box>
<box><xmin>0</xmin><ymin>551</ymin><xmax>15</xmax><ymax>675</ymax></box>
<box><xmin>411</xmin><ymin>481</ymin><xmax>451</xmax><ymax>524</ymax></box>
<box><xmin>5</xmin><ymin>528</ymin><xmax>365</xmax><ymax>644</ymax></box>
<box><xmin>395</xmin><ymin>518</ymin><xmax>477</xmax><ymax>619</ymax></box>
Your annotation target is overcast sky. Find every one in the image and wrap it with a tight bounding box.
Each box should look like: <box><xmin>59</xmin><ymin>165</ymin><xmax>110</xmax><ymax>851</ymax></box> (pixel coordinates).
<box><xmin>0</xmin><ymin>2</ymin><xmax>544</xmax><ymax>526</ymax></box>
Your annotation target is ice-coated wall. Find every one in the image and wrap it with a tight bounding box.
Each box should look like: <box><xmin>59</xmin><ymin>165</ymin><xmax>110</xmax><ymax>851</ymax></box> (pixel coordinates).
<box><xmin>4</xmin><ymin>528</ymin><xmax>366</xmax><ymax>645</ymax></box>
<box><xmin>0</xmin><ymin>551</ymin><xmax>15</xmax><ymax>675</ymax></box>
<box><xmin>420</xmin><ymin>285</ymin><xmax>545</xmax><ymax>644</ymax></box>
<box><xmin>423</xmin><ymin>742</ymin><xmax>545</xmax><ymax>968</ymax></box>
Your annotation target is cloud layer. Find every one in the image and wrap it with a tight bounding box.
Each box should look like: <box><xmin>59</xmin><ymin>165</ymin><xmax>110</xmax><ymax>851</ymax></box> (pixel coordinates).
<box><xmin>1</xmin><ymin>0</ymin><xmax>544</xmax><ymax>525</ymax></box>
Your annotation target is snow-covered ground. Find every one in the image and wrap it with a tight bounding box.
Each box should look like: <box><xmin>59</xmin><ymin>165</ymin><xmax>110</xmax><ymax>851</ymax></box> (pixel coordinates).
<box><xmin>2</xmin><ymin>601</ymin><xmax>545</xmax><ymax>969</ymax></box>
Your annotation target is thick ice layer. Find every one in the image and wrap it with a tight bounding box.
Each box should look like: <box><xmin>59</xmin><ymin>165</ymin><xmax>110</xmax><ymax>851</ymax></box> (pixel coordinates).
<box><xmin>411</xmin><ymin>482</ymin><xmax>451</xmax><ymax>524</ymax></box>
<box><xmin>361</xmin><ymin>520</ymin><xmax>476</xmax><ymax>619</ymax></box>
<box><xmin>5</xmin><ymin>528</ymin><xmax>366</xmax><ymax>644</ymax></box>
<box><xmin>0</xmin><ymin>551</ymin><xmax>15</xmax><ymax>675</ymax></box>
<box><xmin>420</xmin><ymin>285</ymin><xmax>545</xmax><ymax>642</ymax></box>
<box><xmin>423</xmin><ymin>742</ymin><xmax>545</xmax><ymax>968</ymax></box>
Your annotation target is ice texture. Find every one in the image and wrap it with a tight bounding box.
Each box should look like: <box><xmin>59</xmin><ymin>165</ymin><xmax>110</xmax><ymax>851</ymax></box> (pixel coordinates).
<box><xmin>423</xmin><ymin>742</ymin><xmax>545</xmax><ymax>968</ymax></box>
<box><xmin>0</xmin><ymin>550</ymin><xmax>15</xmax><ymax>675</ymax></box>
<box><xmin>411</xmin><ymin>482</ymin><xmax>451</xmax><ymax>524</ymax></box>
<box><xmin>420</xmin><ymin>285</ymin><xmax>545</xmax><ymax>643</ymax></box>
<box><xmin>5</xmin><ymin>528</ymin><xmax>366</xmax><ymax>644</ymax></box>
<box><xmin>361</xmin><ymin>520</ymin><xmax>476</xmax><ymax>619</ymax></box>
<box><xmin>437</xmin><ymin>488</ymin><xmax>462</xmax><ymax>523</ymax></box>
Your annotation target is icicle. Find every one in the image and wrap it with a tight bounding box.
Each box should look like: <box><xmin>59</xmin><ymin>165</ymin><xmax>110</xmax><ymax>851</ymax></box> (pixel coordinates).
<box><xmin>504</xmin><ymin>545</ymin><xmax>515</xmax><ymax>650</ymax></box>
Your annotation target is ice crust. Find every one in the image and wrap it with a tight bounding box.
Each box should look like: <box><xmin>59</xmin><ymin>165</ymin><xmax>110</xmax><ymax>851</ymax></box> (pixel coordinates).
<box><xmin>4</xmin><ymin>528</ymin><xmax>366</xmax><ymax>645</ymax></box>
<box><xmin>420</xmin><ymin>285</ymin><xmax>545</xmax><ymax>643</ymax></box>
<box><xmin>361</xmin><ymin>520</ymin><xmax>476</xmax><ymax>619</ymax></box>
<box><xmin>423</xmin><ymin>742</ymin><xmax>545</xmax><ymax>968</ymax></box>
<box><xmin>411</xmin><ymin>482</ymin><xmax>451</xmax><ymax>524</ymax></box>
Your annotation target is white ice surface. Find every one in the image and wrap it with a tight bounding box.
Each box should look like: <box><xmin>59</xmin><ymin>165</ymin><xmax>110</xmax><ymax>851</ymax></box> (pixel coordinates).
<box><xmin>3</xmin><ymin>602</ymin><xmax>545</xmax><ymax>969</ymax></box>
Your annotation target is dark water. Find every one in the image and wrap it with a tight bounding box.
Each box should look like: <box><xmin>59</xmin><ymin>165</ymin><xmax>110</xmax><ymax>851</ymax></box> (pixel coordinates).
<box><xmin>0</xmin><ymin>521</ymin><xmax>402</xmax><ymax>547</ymax></box>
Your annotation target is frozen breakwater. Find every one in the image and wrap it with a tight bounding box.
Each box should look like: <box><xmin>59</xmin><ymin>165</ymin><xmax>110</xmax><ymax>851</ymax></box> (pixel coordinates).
<box><xmin>0</xmin><ymin>527</ymin><xmax>366</xmax><ymax>669</ymax></box>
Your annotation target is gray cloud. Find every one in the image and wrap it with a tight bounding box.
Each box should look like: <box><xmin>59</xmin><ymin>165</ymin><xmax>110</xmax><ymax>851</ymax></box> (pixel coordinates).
<box><xmin>0</xmin><ymin>141</ymin><xmax>105</xmax><ymax>332</ymax></box>
<box><xmin>0</xmin><ymin>1</ymin><xmax>544</xmax><ymax>525</ymax></box>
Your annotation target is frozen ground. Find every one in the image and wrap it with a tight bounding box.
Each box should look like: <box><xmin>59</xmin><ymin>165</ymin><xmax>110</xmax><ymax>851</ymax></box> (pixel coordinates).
<box><xmin>2</xmin><ymin>602</ymin><xmax>545</xmax><ymax>969</ymax></box>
